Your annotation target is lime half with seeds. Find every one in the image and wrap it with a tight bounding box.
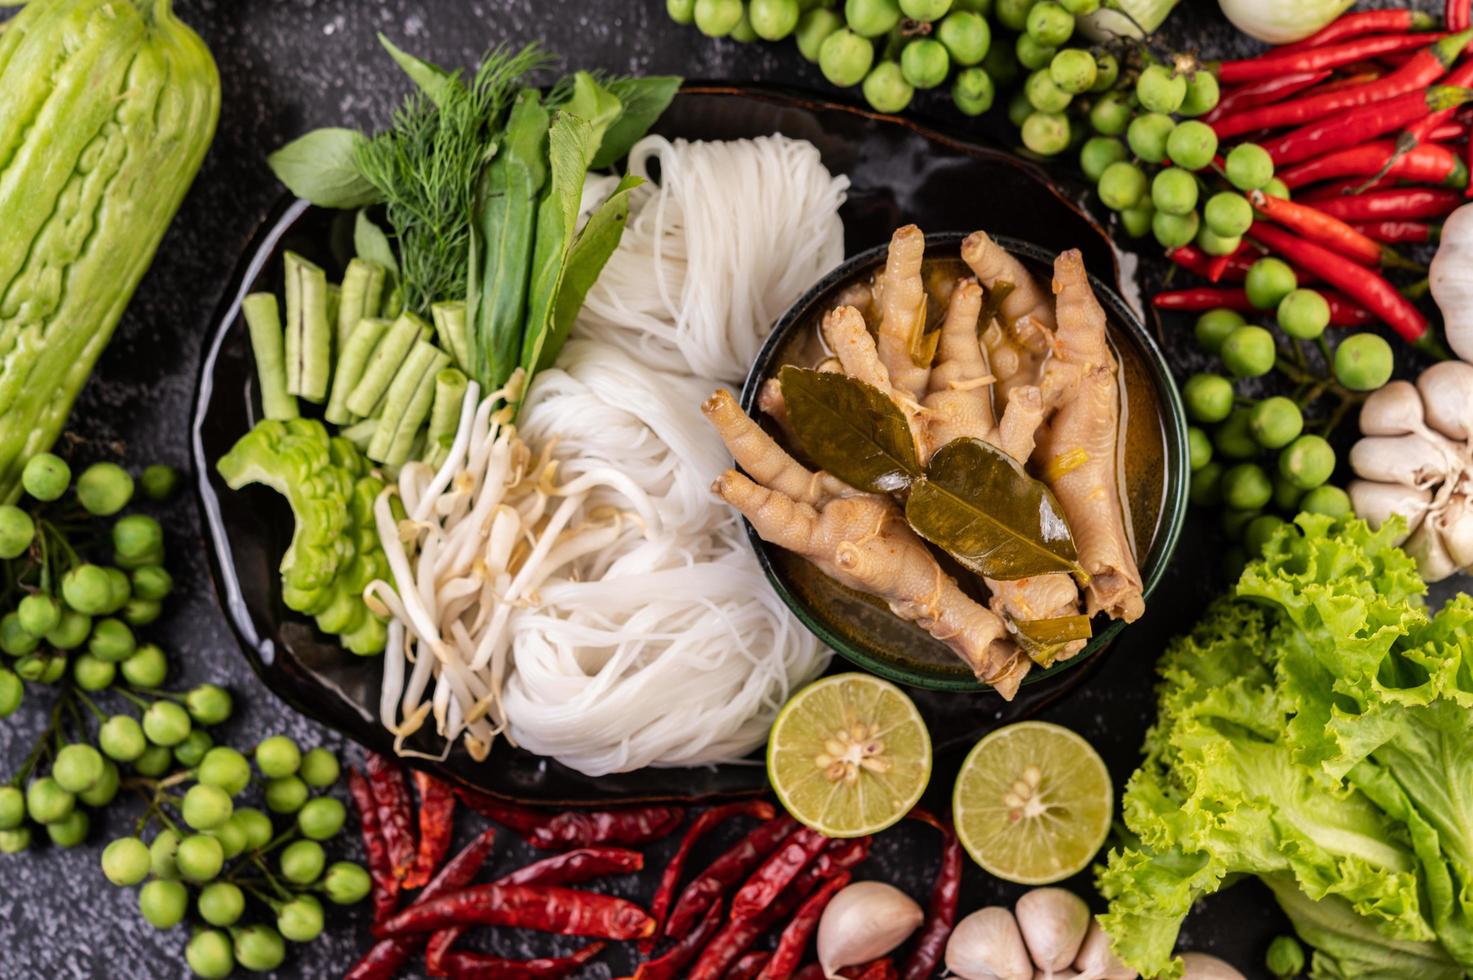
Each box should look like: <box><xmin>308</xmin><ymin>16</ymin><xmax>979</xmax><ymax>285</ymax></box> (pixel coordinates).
<box><xmin>767</xmin><ymin>673</ymin><xmax>932</xmax><ymax>838</ymax></box>
<box><xmin>953</xmin><ymin>720</ymin><xmax>1112</xmax><ymax>884</ymax></box>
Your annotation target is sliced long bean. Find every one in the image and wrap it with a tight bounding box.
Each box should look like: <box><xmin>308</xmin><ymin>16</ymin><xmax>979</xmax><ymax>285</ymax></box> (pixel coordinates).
<box><xmin>431</xmin><ymin>301</ymin><xmax>470</xmax><ymax>374</ymax></box>
<box><xmin>348</xmin><ymin>312</ymin><xmax>430</xmax><ymax>418</ymax></box>
<box><xmin>326</xmin><ymin>318</ymin><xmax>390</xmax><ymax>425</ymax></box>
<box><xmin>339</xmin><ymin>258</ymin><xmax>388</xmax><ymax>350</ymax></box>
<box><xmin>369</xmin><ymin>341</ymin><xmax>441</xmax><ymax>461</ymax></box>
<box><xmin>385</xmin><ymin>351</ymin><xmax>448</xmax><ymax>466</ymax></box>
<box><xmin>425</xmin><ymin>368</ymin><xmax>468</xmax><ymax>467</ymax></box>
<box><xmin>283</xmin><ymin>251</ymin><xmax>332</xmax><ymax>402</ymax></box>
<box><xmin>241</xmin><ymin>293</ymin><xmax>299</xmax><ymax>421</ymax></box>
<box><xmin>340</xmin><ymin>418</ymin><xmax>378</xmax><ymax>452</ymax></box>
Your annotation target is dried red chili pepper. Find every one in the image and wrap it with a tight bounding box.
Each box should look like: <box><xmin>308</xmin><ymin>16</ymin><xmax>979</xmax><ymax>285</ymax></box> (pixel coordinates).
<box><xmin>1213</xmin><ymin>31</ymin><xmax>1471</xmax><ymax>139</ymax></box>
<box><xmin>529</xmin><ymin>806</ymin><xmax>684</xmax><ymax>850</ymax></box>
<box><xmin>1278</xmin><ymin>8</ymin><xmax>1438</xmax><ymax>53</ymax></box>
<box><xmin>1251</xmin><ymin>190</ymin><xmax>1412</xmax><ymax>268</ymax></box>
<box><xmin>347</xmin><ymin>829</ymin><xmax>497</xmax><ymax>980</ymax></box>
<box><xmin>842</xmin><ymin>959</ymin><xmax>899</xmax><ymax>980</ymax></box>
<box><xmin>731</xmin><ymin>826</ymin><xmax>829</xmax><ymax>921</ymax></box>
<box><xmin>404</xmin><ymin>770</ymin><xmax>455</xmax><ymax>890</ymax></box>
<box><xmin>632</xmin><ymin>899</ymin><xmax>725</xmax><ymax>980</ymax></box>
<box><xmin>455</xmin><ymin>789</ymin><xmax>550</xmax><ymax>836</ymax></box>
<box><xmin>665</xmin><ymin>814</ymin><xmax>797</xmax><ymax>939</ymax></box>
<box><xmin>1262</xmin><ymin>85</ymin><xmax>1473</xmax><ymax>167</ymax></box>
<box><xmin>1215</xmin><ymin>33</ymin><xmax>1444</xmax><ymax>85</ymax></box>
<box><xmin>1247</xmin><ymin>222</ymin><xmax>1431</xmax><ymax>345</ymax></box>
<box><xmin>436</xmin><ymin>943</ymin><xmax>606</xmax><ymax>980</ymax></box>
<box><xmin>1353</xmin><ymin>220</ymin><xmax>1443</xmax><ymax>244</ymax></box>
<box><xmin>793</xmin><ymin>966</ymin><xmax>824</xmax><ymax>980</ymax></box>
<box><xmin>730</xmin><ymin>952</ymin><xmax>774</xmax><ymax>980</ymax></box>
<box><xmin>900</xmin><ymin>810</ymin><xmax>962</xmax><ymax>980</ymax></box>
<box><xmin>379</xmin><ymin>883</ymin><xmax>654</xmax><ymax>940</ymax></box>
<box><xmin>423</xmin><ymin>847</ymin><xmax>646</xmax><ymax>974</ymax></box>
<box><xmin>688</xmin><ymin>869</ymin><xmax>844</xmax><ymax>980</ymax></box>
<box><xmin>347</xmin><ymin>765</ymin><xmax>400</xmax><ymax>929</ymax></box>
<box><xmin>1279</xmin><ymin>140</ymin><xmax>1469</xmax><ymax>189</ymax></box>
<box><xmin>365</xmin><ymin>753</ymin><xmax>417</xmax><ymax>881</ymax></box>
<box><xmin>1201</xmin><ymin>70</ymin><xmax>1330</xmax><ymax>125</ymax></box>
<box><xmin>1308</xmin><ymin>186</ymin><xmax>1464</xmax><ymax>221</ymax></box>
<box><xmin>757</xmin><ymin>871</ymin><xmax>852</xmax><ymax>980</ymax></box>
<box><xmin>645</xmin><ymin>800</ymin><xmax>775</xmax><ymax>950</ymax></box>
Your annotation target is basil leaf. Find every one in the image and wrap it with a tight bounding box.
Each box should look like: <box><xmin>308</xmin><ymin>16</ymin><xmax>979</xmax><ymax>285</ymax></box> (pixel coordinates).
<box><xmin>377</xmin><ymin>34</ymin><xmax>461</xmax><ymax>108</ymax></box>
<box><xmin>594</xmin><ymin>76</ymin><xmax>681</xmax><ymax>170</ymax></box>
<box><xmin>267</xmin><ymin>129</ymin><xmax>383</xmax><ymax>209</ymax></box>
<box><xmin>537</xmin><ymin>173</ymin><xmax>643</xmax><ymax>372</ymax></box>
<box><xmin>781</xmin><ymin>367</ymin><xmax>921</xmax><ymax>493</ymax></box>
<box><xmin>906</xmin><ymin>437</ymin><xmax>1083</xmax><ymax>580</ymax></box>
<box><xmin>354</xmin><ymin>210</ymin><xmax>399</xmax><ymax>281</ymax></box>
<box><xmin>1014</xmin><ymin>614</ymin><xmax>1093</xmax><ymax>668</ymax></box>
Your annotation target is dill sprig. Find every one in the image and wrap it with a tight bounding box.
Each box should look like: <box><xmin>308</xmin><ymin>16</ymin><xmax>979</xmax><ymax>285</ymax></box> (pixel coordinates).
<box><xmin>354</xmin><ymin>43</ymin><xmax>554</xmax><ymax>313</ymax></box>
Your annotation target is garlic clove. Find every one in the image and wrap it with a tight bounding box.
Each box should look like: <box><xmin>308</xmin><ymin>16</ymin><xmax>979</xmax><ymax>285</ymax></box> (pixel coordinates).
<box><xmin>1431</xmin><ymin>494</ymin><xmax>1473</xmax><ymax>568</ymax></box>
<box><xmin>946</xmin><ymin>907</ymin><xmax>1034</xmax><ymax>980</ymax></box>
<box><xmin>1073</xmin><ymin>919</ymin><xmax>1138</xmax><ymax>980</ymax></box>
<box><xmin>1417</xmin><ymin>360</ymin><xmax>1473</xmax><ymax>441</ymax></box>
<box><xmin>1359</xmin><ymin>380</ymin><xmax>1427</xmax><ymax>437</ymax></box>
<box><xmin>817</xmin><ymin>880</ymin><xmax>924</xmax><ymax>980</ymax></box>
<box><xmin>1016</xmin><ymin>888</ymin><xmax>1091</xmax><ymax>972</ymax></box>
<box><xmin>1035</xmin><ymin>971</ymin><xmax>1080</xmax><ymax>979</ymax></box>
<box><xmin>1348</xmin><ymin>479</ymin><xmax>1432</xmax><ymax>543</ymax></box>
<box><xmin>1178</xmin><ymin>952</ymin><xmax>1246</xmax><ymax>979</ymax></box>
<box><xmin>1350</xmin><ymin>435</ymin><xmax>1453</xmax><ymax>490</ymax></box>
<box><xmin>1405</xmin><ymin>520</ymin><xmax>1462</xmax><ymax>583</ymax></box>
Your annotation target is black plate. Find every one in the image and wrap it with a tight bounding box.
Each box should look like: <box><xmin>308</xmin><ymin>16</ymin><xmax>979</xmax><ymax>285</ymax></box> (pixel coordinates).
<box><xmin>191</xmin><ymin>84</ymin><xmax>1131</xmax><ymax>805</ymax></box>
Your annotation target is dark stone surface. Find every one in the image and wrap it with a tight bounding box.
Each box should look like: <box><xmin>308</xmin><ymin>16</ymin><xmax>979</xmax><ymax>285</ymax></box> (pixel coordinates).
<box><xmin>0</xmin><ymin>1</ymin><xmax>1430</xmax><ymax>978</ymax></box>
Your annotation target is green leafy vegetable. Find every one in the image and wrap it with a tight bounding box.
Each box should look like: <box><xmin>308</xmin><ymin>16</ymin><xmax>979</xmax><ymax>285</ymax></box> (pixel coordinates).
<box><xmin>268</xmin><ymin>128</ymin><xmax>383</xmax><ymax>210</ymax></box>
<box><xmin>594</xmin><ymin>76</ymin><xmax>681</xmax><ymax>169</ymax></box>
<box><xmin>377</xmin><ymin>33</ymin><xmax>460</xmax><ymax>108</ymax></box>
<box><xmin>780</xmin><ymin>367</ymin><xmax>922</xmax><ymax>493</ymax></box>
<box><xmin>1100</xmin><ymin>514</ymin><xmax>1473</xmax><ymax>979</ymax></box>
<box><xmin>353</xmin><ymin>210</ymin><xmax>399</xmax><ymax>282</ymax></box>
<box><xmin>906</xmin><ymin>437</ymin><xmax>1083</xmax><ymax>581</ymax></box>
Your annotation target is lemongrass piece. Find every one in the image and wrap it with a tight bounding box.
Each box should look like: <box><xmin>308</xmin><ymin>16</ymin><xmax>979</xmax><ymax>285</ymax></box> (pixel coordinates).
<box><xmin>348</xmin><ymin>311</ymin><xmax>429</xmax><ymax>418</ymax></box>
<box><xmin>241</xmin><ymin>293</ymin><xmax>299</xmax><ymax>421</ymax></box>
<box><xmin>326</xmin><ymin>317</ymin><xmax>390</xmax><ymax>425</ymax></box>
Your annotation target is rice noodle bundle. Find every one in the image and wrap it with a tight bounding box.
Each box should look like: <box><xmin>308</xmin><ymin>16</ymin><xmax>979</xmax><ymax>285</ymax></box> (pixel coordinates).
<box><xmin>576</xmin><ymin>134</ymin><xmax>849</xmax><ymax>383</ymax></box>
<box><xmin>370</xmin><ymin>134</ymin><xmax>846</xmax><ymax>775</ymax></box>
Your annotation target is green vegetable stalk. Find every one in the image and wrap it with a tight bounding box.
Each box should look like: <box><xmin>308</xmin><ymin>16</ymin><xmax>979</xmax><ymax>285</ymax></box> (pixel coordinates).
<box><xmin>0</xmin><ymin>0</ymin><xmax>219</xmax><ymax>502</ymax></box>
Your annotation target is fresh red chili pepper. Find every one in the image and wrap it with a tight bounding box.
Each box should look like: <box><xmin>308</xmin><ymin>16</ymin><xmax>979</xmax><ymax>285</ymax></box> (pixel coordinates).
<box><xmin>1279</xmin><ymin>140</ymin><xmax>1469</xmax><ymax>189</ymax></box>
<box><xmin>730</xmin><ymin>952</ymin><xmax>774</xmax><ymax>980</ymax></box>
<box><xmin>347</xmin><ymin>766</ymin><xmax>401</xmax><ymax>929</ymax></box>
<box><xmin>425</xmin><ymin>847</ymin><xmax>645</xmax><ymax>974</ymax></box>
<box><xmin>1404</xmin><ymin>58</ymin><xmax>1473</xmax><ymax>146</ymax></box>
<box><xmin>1206</xmin><ymin>242</ymin><xmax>1253</xmax><ymax>283</ymax></box>
<box><xmin>632</xmin><ymin>899</ymin><xmax>725</xmax><ymax>980</ymax></box>
<box><xmin>1298</xmin><ymin>175</ymin><xmax>1398</xmax><ymax>202</ymax></box>
<box><xmin>403</xmin><ymin>771</ymin><xmax>455</xmax><ymax>890</ymax></box>
<box><xmin>379</xmin><ymin>883</ymin><xmax>655</xmax><ymax>940</ymax></box>
<box><xmin>1277</xmin><ymin>9</ymin><xmax>1438</xmax><ymax>53</ymax></box>
<box><xmin>1215</xmin><ymin>33</ymin><xmax>1446</xmax><ymax>85</ymax></box>
<box><xmin>347</xmin><ymin>829</ymin><xmax>497</xmax><ymax>980</ymax></box>
<box><xmin>1453</xmin><ymin>0</ymin><xmax>1471</xmax><ymax>33</ymax></box>
<box><xmin>731</xmin><ymin>826</ymin><xmax>829</xmax><ymax>921</ymax></box>
<box><xmin>1262</xmin><ymin>85</ymin><xmax>1473</xmax><ymax>167</ymax></box>
<box><xmin>1251</xmin><ymin>190</ymin><xmax>1408</xmax><ymax>268</ymax></box>
<box><xmin>757</xmin><ymin>871</ymin><xmax>852</xmax><ymax>980</ymax></box>
<box><xmin>1307</xmin><ymin>186</ymin><xmax>1464</xmax><ymax>221</ymax></box>
<box><xmin>365</xmin><ymin>753</ymin><xmax>417</xmax><ymax>882</ymax></box>
<box><xmin>1425</xmin><ymin>121</ymin><xmax>1467</xmax><ymax>142</ymax></box>
<box><xmin>1352</xmin><ymin>220</ymin><xmax>1443</xmax><ymax>244</ymax></box>
<box><xmin>435</xmin><ymin>943</ymin><xmax>606</xmax><ymax>980</ymax></box>
<box><xmin>1166</xmin><ymin>244</ymin><xmax>1218</xmax><ymax>279</ymax></box>
<box><xmin>1247</xmin><ymin>222</ymin><xmax>1430</xmax><ymax>344</ymax></box>
<box><xmin>900</xmin><ymin>810</ymin><xmax>962</xmax><ymax>980</ymax></box>
<box><xmin>665</xmin><ymin>814</ymin><xmax>797</xmax><ymax>939</ymax></box>
<box><xmin>689</xmin><ymin>869</ymin><xmax>848</xmax><ymax>980</ymax></box>
<box><xmin>645</xmin><ymin>801</ymin><xmax>775</xmax><ymax>950</ymax></box>
<box><xmin>1213</xmin><ymin>31</ymin><xmax>1471</xmax><ymax>140</ymax></box>
<box><xmin>1201</xmin><ymin>71</ymin><xmax>1330</xmax><ymax>125</ymax></box>
<box><xmin>1153</xmin><ymin>287</ymin><xmax>1258</xmax><ymax>312</ymax></box>
<box><xmin>1324</xmin><ymin>291</ymin><xmax>1378</xmax><ymax>327</ymax></box>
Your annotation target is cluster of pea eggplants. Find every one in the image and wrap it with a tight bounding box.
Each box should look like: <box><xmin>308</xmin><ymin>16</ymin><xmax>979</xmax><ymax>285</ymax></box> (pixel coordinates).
<box><xmin>1179</xmin><ymin>264</ymin><xmax>1396</xmax><ymax>578</ymax></box>
<box><xmin>97</xmin><ymin>737</ymin><xmax>370</xmax><ymax>978</ymax></box>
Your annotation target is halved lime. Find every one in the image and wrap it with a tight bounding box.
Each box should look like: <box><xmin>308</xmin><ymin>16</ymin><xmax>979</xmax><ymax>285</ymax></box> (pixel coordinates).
<box><xmin>767</xmin><ymin>673</ymin><xmax>932</xmax><ymax>838</ymax></box>
<box><xmin>952</xmin><ymin>720</ymin><xmax>1112</xmax><ymax>884</ymax></box>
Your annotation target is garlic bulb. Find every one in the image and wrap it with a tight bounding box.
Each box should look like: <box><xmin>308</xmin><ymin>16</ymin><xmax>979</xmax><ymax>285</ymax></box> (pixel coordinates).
<box><xmin>817</xmin><ymin>881</ymin><xmax>923</xmax><ymax>979</ymax></box>
<box><xmin>1351</xmin><ymin>360</ymin><xmax>1473</xmax><ymax>582</ymax></box>
<box><xmin>1179</xmin><ymin>952</ymin><xmax>1246</xmax><ymax>979</ymax></box>
<box><xmin>946</xmin><ymin>907</ymin><xmax>1034</xmax><ymax>980</ymax></box>
<box><xmin>1431</xmin><ymin>204</ymin><xmax>1473</xmax><ymax>363</ymax></box>
<box><xmin>1073</xmin><ymin>919</ymin><xmax>1138</xmax><ymax>980</ymax></box>
<box><xmin>1016</xmin><ymin>888</ymin><xmax>1091</xmax><ymax>976</ymax></box>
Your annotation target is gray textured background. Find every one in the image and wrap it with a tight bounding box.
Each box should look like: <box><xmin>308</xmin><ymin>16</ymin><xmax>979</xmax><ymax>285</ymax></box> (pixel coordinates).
<box><xmin>0</xmin><ymin>0</ymin><xmax>1408</xmax><ymax>976</ymax></box>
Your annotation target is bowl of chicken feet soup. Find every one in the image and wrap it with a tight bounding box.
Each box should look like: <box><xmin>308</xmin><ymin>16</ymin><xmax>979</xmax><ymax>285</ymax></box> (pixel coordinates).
<box><xmin>704</xmin><ymin>226</ymin><xmax>1189</xmax><ymax>695</ymax></box>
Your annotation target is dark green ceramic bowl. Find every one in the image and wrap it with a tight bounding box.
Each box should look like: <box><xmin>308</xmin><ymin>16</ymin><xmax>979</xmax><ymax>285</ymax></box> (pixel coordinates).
<box><xmin>739</xmin><ymin>232</ymin><xmax>1190</xmax><ymax>693</ymax></box>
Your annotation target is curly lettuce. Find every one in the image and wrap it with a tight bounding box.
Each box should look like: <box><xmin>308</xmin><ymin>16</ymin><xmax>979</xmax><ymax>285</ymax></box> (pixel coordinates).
<box><xmin>1100</xmin><ymin>514</ymin><xmax>1473</xmax><ymax>978</ymax></box>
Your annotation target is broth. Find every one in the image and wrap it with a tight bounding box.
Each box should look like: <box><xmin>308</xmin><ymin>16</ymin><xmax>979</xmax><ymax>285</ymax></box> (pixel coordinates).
<box><xmin>767</xmin><ymin>254</ymin><xmax>1169</xmax><ymax>677</ymax></box>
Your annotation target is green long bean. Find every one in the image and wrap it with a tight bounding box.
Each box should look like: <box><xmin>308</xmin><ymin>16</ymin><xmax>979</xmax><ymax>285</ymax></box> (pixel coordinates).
<box><xmin>337</xmin><ymin>259</ymin><xmax>388</xmax><ymax>350</ymax></box>
<box><xmin>368</xmin><ymin>341</ymin><xmax>444</xmax><ymax>462</ymax></box>
<box><xmin>325</xmin><ymin>318</ymin><xmax>390</xmax><ymax>425</ymax></box>
<box><xmin>282</xmin><ymin>252</ymin><xmax>332</xmax><ymax>402</ymax></box>
<box><xmin>385</xmin><ymin>353</ymin><xmax>448</xmax><ymax>466</ymax></box>
<box><xmin>241</xmin><ymin>293</ymin><xmax>298</xmax><ymax>421</ymax></box>
<box><xmin>431</xmin><ymin>301</ymin><xmax>469</xmax><ymax>374</ymax></box>
<box><xmin>425</xmin><ymin>368</ymin><xmax>469</xmax><ymax>467</ymax></box>
<box><xmin>346</xmin><ymin>312</ymin><xmax>429</xmax><ymax>418</ymax></box>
